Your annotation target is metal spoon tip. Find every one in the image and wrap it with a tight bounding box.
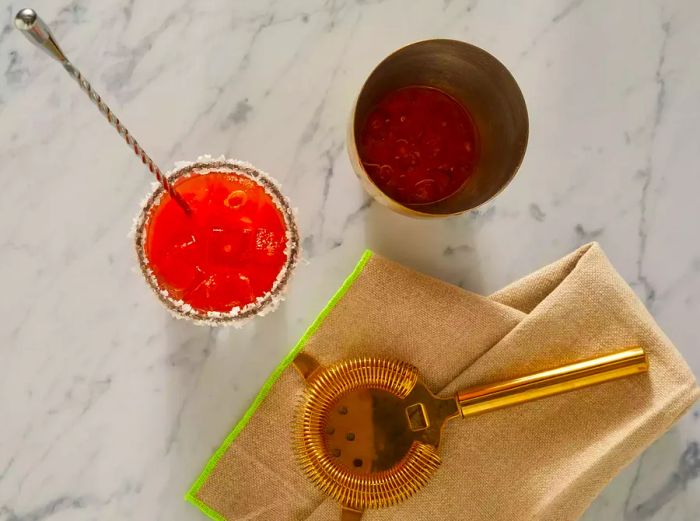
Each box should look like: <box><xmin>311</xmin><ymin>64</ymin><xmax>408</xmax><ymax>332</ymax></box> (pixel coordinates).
<box><xmin>14</xmin><ymin>8</ymin><xmax>37</xmax><ymax>31</ymax></box>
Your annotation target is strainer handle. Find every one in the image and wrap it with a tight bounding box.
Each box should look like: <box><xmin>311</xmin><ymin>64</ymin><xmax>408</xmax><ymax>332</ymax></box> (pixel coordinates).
<box><xmin>456</xmin><ymin>347</ymin><xmax>648</xmax><ymax>418</ymax></box>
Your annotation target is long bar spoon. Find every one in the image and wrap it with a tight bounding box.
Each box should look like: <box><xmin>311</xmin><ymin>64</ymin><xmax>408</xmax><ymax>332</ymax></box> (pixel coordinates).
<box><xmin>14</xmin><ymin>8</ymin><xmax>191</xmax><ymax>214</ymax></box>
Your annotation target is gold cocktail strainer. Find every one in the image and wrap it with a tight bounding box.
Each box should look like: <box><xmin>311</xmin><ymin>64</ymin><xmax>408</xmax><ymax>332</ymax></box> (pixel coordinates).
<box><xmin>293</xmin><ymin>347</ymin><xmax>648</xmax><ymax>520</ymax></box>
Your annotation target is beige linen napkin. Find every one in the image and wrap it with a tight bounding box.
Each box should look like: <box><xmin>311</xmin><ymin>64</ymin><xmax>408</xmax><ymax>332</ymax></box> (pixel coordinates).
<box><xmin>186</xmin><ymin>243</ymin><xmax>699</xmax><ymax>521</ymax></box>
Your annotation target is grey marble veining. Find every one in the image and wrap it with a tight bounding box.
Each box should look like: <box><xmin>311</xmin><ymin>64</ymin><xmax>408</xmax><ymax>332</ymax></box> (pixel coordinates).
<box><xmin>1</xmin><ymin>0</ymin><xmax>699</xmax><ymax>519</ymax></box>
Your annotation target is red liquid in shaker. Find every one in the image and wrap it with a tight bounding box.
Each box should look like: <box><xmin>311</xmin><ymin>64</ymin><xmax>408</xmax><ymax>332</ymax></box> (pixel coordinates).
<box><xmin>358</xmin><ymin>86</ymin><xmax>479</xmax><ymax>205</ymax></box>
<box><xmin>143</xmin><ymin>172</ymin><xmax>288</xmax><ymax>313</ymax></box>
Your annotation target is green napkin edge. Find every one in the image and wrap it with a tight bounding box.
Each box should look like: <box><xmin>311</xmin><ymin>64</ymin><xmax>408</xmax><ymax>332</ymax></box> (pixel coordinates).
<box><xmin>185</xmin><ymin>249</ymin><xmax>375</xmax><ymax>520</ymax></box>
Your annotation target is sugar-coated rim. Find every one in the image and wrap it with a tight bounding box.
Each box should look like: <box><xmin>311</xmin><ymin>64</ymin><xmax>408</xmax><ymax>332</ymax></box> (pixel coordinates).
<box><xmin>133</xmin><ymin>155</ymin><xmax>300</xmax><ymax>327</ymax></box>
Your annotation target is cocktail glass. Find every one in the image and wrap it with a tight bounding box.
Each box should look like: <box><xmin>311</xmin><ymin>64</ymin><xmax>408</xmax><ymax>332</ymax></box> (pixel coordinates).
<box><xmin>133</xmin><ymin>156</ymin><xmax>300</xmax><ymax>326</ymax></box>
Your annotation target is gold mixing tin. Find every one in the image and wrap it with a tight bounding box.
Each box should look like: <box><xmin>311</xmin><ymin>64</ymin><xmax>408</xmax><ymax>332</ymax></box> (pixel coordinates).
<box><xmin>347</xmin><ymin>39</ymin><xmax>529</xmax><ymax>217</ymax></box>
<box><xmin>293</xmin><ymin>348</ymin><xmax>648</xmax><ymax>520</ymax></box>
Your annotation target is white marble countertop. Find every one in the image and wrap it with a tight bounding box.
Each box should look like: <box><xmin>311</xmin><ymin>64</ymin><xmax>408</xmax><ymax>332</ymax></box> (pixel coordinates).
<box><xmin>1</xmin><ymin>1</ymin><xmax>699</xmax><ymax>519</ymax></box>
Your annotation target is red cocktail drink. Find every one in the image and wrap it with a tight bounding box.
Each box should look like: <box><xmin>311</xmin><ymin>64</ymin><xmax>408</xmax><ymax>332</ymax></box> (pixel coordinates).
<box><xmin>358</xmin><ymin>86</ymin><xmax>479</xmax><ymax>206</ymax></box>
<box><xmin>134</xmin><ymin>157</ymin><xmax>299</xmax><ymax>326</ymax></box>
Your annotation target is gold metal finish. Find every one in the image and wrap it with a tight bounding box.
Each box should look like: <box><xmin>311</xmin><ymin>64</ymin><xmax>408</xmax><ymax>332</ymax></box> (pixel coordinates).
<box><xmin>293</xmin><ymin>348</ymin><xmax>648</xmax><ymax>519</ymax></box>
<box><xmin>457</xmin><ymin>347</ymin><xmax>648</xmax><ymax>417</ymax></box>
<box><xmin>292</xmin><ymin>352</ymin><xmax>320</xmax><ymax>380</ymax></box>
<box><xmin>293</xmin><ymin>358</ymin><xmax>438</xmax><ymax>513</ymax></box>
<box><xmin>340</xmin><ymin>507</ymin><xmax>364</xmax><ymax>521</ymax></box>
<box><xmin>347</xmin><ymin>39</ymin><xmax>529</xmax><ymax>217</ymax></box>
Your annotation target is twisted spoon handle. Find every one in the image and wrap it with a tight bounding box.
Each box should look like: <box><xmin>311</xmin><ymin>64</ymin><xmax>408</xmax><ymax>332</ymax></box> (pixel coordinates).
<box><xmin>62</xmin><ymin>61</ymin><xmax>190</xmax><ymax>211</ymax></box>
<box><xmin>14</xmin><ymin>8</ymin><xmax>190</xmax><ymax>214</ymax></box>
